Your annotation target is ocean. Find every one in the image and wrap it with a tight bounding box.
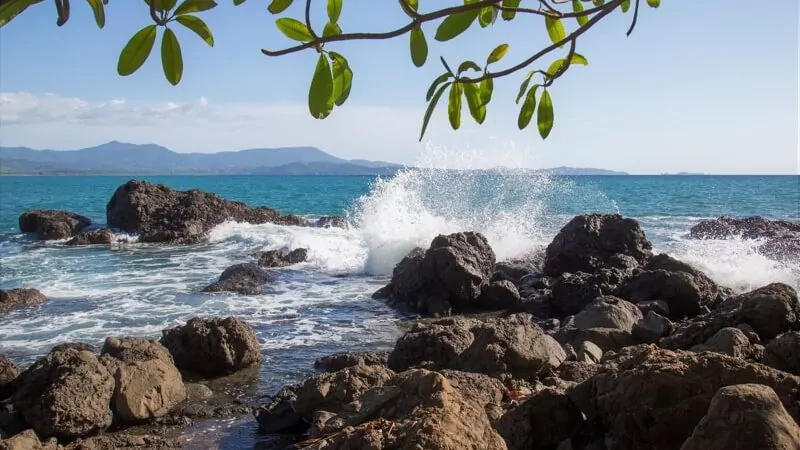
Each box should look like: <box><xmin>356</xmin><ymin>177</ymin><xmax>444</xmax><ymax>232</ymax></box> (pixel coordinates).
<box><xmin>1</xmin><ymin>170</ymin><xmax>798</xmax><ymax>447</ymax></box>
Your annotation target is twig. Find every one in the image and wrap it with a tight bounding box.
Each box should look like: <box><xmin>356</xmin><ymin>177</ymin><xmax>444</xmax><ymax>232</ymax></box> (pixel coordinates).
<box><xmin>627</xmin><ymin>0</ymin><xmax>640</xmax><ymax>36</ymax></box>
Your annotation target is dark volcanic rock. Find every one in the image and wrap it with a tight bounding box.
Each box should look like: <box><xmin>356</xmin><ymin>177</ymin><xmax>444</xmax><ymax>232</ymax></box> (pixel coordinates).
<box><xmin>633</xmin><ymin>311</ymin><xmax>673</xmax><ymax>343</ymax></box>
<box><xmin>202</xmin><ymin>263</ymin><xmax>271</xmax><ymax>295</ymax></box>
<box><xmin>14</xmin><ymin>345</ymin><xmax>114</xmax><ymax>438</ymax></box>
<box><xmin>18</xmin><ymin>210</ymin><xmax>92</xmax><ymax>240</ymax></box>
<box><xmin>0</xmin><ymin>356</ymin><xmax>19</xmax><ymax>400</ymax></box>
<box><xmin>690</xmin><ymin>327</ymin><xmax>756</xmax><ymax>359</ymax></box>
<box><xmin>764</xmin><ymin>331</ymin><xmax>800</xmax><ymax>375</ymax></box>
<box><xmin>160</xmin><ymin>316</ymin><xmax>262</xmax><ymax>377</ymax></box>
<box><xmin>0</xmin><ymin>289</ymin><xmax>46</xmax><ymax>312</ymax></box>
<box><xmin>573</xmin><ymin>296</ymin><xmax>643</xmax><ymax>332</ymax></box>
<box><xmin>66</xmin><ymin>229</ymin><xmax>113</xmax><ymax>246</ymax></box>
<box><xmin>477</xmin><ymin>280</ymin><xmax>522</xmax><ymax>310</ymax></box>
<box><xmin>619</xmin><ymin>267</ymin><xmax>725</xmax><ymax>320</ymax></box>
<box><xmin>313</xmin><ymin>351</ymin><xmax>389</xmax><ymax>372</ymax></box>
<box><xmin>378</xmin><ymin>232</ymin><xmax>496</xmax><ymax>316</ymax></box>
<box><xmin>106</xmin><ymin>179</ymin><xmax>305</xmax><ymax>243</ymax></box>
<box><xmin>549</xmin><ymin>272</ymin><xmax>603</xmax><ymax>317</ymax></box>
<box><xmin>252</xmin><ymin>248</ymin><xmax>308</xmax><ymax>268</ymax></box>
<box><xmin>690</xmin><ymin>216</ymin><xmax>800</xmax><ymax>240</ymax></box>
<box><xmin>543</xmin><ymin>214</ymin><xmax>652</xmax><ymax>276</ymax></box>
<box><xmin>314</xmin><ymin>216</ymin><xmax>348</xmax><ymax>228</ymax></box>
<box><xmin>758</xmin><ymin>235</ymin><xmax>800</xmax><ymax>261</ymax></box>
<box><xmin>496</xmin><ymin>388</ymin><xmax>584</xmax><ymax>450</ymax></box>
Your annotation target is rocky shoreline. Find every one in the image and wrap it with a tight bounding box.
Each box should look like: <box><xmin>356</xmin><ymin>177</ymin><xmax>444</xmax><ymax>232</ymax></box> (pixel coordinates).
<box><xmin>2</xmin><ymin>180</ymin><xmax>799</xmax><ymax>449</ymax></box>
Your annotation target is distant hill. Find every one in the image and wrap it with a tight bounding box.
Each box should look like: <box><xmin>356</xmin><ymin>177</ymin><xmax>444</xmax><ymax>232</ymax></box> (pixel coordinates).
<box><xmin>541</xmin><ymin>166</ymin><xmax>629</xmax><ymax>176</ymax></box>
<box><xmin>0</xmin><ymin>141</ymin><xmax>403</xmax><ymax>175</ymax></box>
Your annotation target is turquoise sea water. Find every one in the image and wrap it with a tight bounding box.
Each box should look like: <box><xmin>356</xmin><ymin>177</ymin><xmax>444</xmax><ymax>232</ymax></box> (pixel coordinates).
<box><xmin>0</xmin><ymin>171</ymin><xmax>798</xmax><ymax>447</ymax></box>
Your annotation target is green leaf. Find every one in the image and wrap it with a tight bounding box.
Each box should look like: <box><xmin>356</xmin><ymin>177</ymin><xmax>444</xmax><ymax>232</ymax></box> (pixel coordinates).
<box><xmin>420</xmin><ymin>81</ymin><xmax>451</xmax><ymax>141</ymax></box>
<box><xmin>145</xmin><ymin>0</ymin><xmax>178</xmax><ymax>11</ymax></box>
<box><xmin>327</xmin><ymin>0</ymin><xmax>342</xmax><ymax>23</ymax></box>
<box><xmin>572</xmin><ymin>0</ymin><xmax>588</xmax><ymax>27</ymax></box>
<box><xmin>546</xmin><ymin>53</ymin><xmax>588</xmax><ymax>77</ymax></box>
<box><xmin>117</xmin><ymin>24</ymin><xmax>157</xmax><ymax>76</ymax></box>
<box><xmin>545</xmin><ymin>16</ymin><xmax>566</xmax><ymax>47</ymax></box>
<box><xmin>329</xmin><ymin>51</ymin><xmax>352</xmax><ymax>106</ymax></box>
<box><xmin>275</xmin><ymin>17</ymin><xmax>314</xmax><ymax>42</ymax></box>
<box><xmin>500</xmin><ymin>0</ymin><xmax>520</xmax><ymax>20</ymax></box>
<box><xmin>0</xmin><ymin>0</ymin><xmax>46</xmax><ymax>28</ymax></box>
<box><xmin>593</xmin><ymin>0</ymin><xmax>604</xmax><ymax>5</ymax></box>
<box><xmin>406</xmin><ymin>0</ymin><xmax>417</xmax><ymax>11</ymax></box>
<box><xmin>323</xmin><ymin>21</ymin><xmax>341</xmax><ymax>37</ymax></box>
<box><xmin>518</xmin><ymin>84</ymin><xmax>538</xmax><ymax>129</ymax></box>
<box><xmin>426</xmin><ymin>73</ymin><xmax>451</xmax><ymax>102</ymax></box>
<box><xmin>84</xmin><ymin>0</ymin><xmax>104</xmax><ymax>28</ymax></box>
<box><xmin>267</xmin><ymin>0</ymin><xmax>292</xmax><ymax>13</ymax></box>
<box><xmin>463</xmin><ymin>81</ymin><xmax>485</xmax><ymax>124</ymax></box>
<box><xmin>515</xmin><ymin>71</ymin><xmax>533</xmax><ymax>104</ymax></box>
<box><xmin>161</xmin><ymin>27</ymin><xmax>183</xmax><ymax>85</ymax></box>
<box><xmin>486</xmin><ymin>43</ymin><xmax>509</xmax><ymax>65</ymax></box>
<box><xmin>175</xmin><ymin>15</ymin><xmax>214</xmax><ymax>46</ymax></box>
<box><xmin>448</xmin><ymin>82</ymin><xmax>462</xmax><ymax>130</ymax></box>
<box><xmin>234</xmin><ymin>0</ymin><xmax>246</xmax><ymax>4</ymax></box>
<box><xmin>434</xmin><ymin>9</ymin><xmax>479</xmax><ymax>41</ymax></box>
<box><xmin>410</xmin><ymin>28</ymin><xmax>427</xmax><ymax>67</ymax></box>
<box><xmin>479</xmin><ymin>77</ymin><xmax>493</xmax><ymax>105</ymax></box>
<box><xmin>478</xmin><ymin>6</ymin><xmax>496</xmax><ymax>28</ymax></box>
<box><xmin>457</xmin><ymin>60</ymin><xmax>481</xmax><ymax>74</ymax></box>
<box><xmin>537</xmin><ymin>88</ymin><xmax>554</xmax><ymax>139</ymax></box>
<box><xmin>621</xmin><ymin>0</ymin><xmax>630</xmax><ymax>12</ymax></box>
<box><xmin>174</xmin><ymin>0</ymin><xmax>217</xmax><ymax>15</ymax></box>
<box><xmin>647</xmin><ymin>0</ymin><xmax>660</xmax><ymax>7</ymax></box>
<box><xmin>309</xmin><ymin>53</ymin><xmax>334</xmax><ymax>119</ymax></box>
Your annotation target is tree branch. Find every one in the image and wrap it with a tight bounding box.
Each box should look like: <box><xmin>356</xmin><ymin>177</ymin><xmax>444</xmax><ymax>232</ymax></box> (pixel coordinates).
<box><xmin>305</xmin><ymin>0</ymin><xmax>317</xmax><ymax>39</ymax></box>
<box><xmin>627</xmin><ymin>0</ymin><xmax>640</xmax><ymax>36</ymax></box>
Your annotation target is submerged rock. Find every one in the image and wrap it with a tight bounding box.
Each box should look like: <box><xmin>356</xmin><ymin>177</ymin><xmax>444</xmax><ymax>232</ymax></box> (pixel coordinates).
<box><xmin>314</xmin><ymin>216</ymin><xmax>348</xmax><ymax>228</ymax></box>
<box><xmin>0</xmin><ymin>289</ymin><xmax>45</xmax><ymax>312</ymax></box>
<box><xmin>202</xmin><ymin>263</ymin><xmax>271</xmax><ymax>295</ymax></box>
<box><xmin>66</xmin><ymin>229</ymin><xmax>113</xmax><ymax>246</ymax></box>
<box><xmin>252</xmin><ymin>248</ymin><xmax>308</xmax><ymax>268</ymax></box>
<box><xmin>18</xmin><ymin>210</ymin><xmax>92</xmax><ymax>240</ymax></box>
<box><xmin>690</xmin><ymin>216</ymin><xmax>800</xmax><ymax>240</ymax></box>
<box><xmin>106</xmin><ymin>179</ymin><xmax>305</xmax><ymax>243</ymax></box>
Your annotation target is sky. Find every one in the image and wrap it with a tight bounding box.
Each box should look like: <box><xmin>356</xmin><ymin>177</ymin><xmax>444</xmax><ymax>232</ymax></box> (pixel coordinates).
<box><xmin>0</xmin><ymin>0</ymin><xmax>798</xmax><ymax>174</ymax></box>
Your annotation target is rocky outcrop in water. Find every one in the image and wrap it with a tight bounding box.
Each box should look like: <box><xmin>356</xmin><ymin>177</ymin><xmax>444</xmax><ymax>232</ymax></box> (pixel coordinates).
<box><xmin>66</xmin><ymin>229</ymin><xmax>113</xmax><ymax>246</ymax></box>
<box><xmin>106</xmin><ymin>179</ymin><xmax>305</xmax><ymax>243</ymax></box>
<box><xmin>690</xmin><ymin>216</ymin><xmax>800</xmax><ymax>240</ymax></box>
<box><xmin>0</xmin><ymin>289</ymin><xmax>46</xmax><ymax>312</ymax></box>
<box><xmin>252</xmin><ymin>248</ymin><xmax>308</xmax><ymax>268</ymax></box>
<box><xmin>313</xmin><ymin>216</ymin><xmax>349</xmax><ymax>228</ymax></box>
<box><xmin>18</xmin><ymin>210</ymin><xmax>92</xmax><ymax>240</ymax></box>
<box><xmin>202</xmin><ymin>263</ymin><xmax>271</xmax><ymax>295</ymax></box>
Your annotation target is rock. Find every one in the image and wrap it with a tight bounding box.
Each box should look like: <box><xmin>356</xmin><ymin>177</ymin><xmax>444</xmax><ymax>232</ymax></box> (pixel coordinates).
<box><xmin>620</xmin><ymin>269</ymin><xmax>723</xmax><ymax>320</ymax></box>
<box><xmin>633</xmin><ymin>311</ymin><xmax>673</xmax><ymax>343</ymax></box>
<box><xmin>477</xmin><ymin>280</ymin><xmax>522</xmax><ymax>310</ymax></box>
<box><xmin>314</xmin><ymin>216</ymin><xmax>348</xmax><ymax>229</ymax></box>
<box><xmin>63</xmin><ymin>434</ymin><xmax>181</xmax><ymax>449</ymax></box>
<box><xmin>66</xmin><ymin>229</ymin><xmax>113</xmax><ymax>246</ymax></box>
<box><xmin>496</xmin><ymin>388</ymin><xmax>584</xmax><ymax>450</ymax></box>
<box><xmin>557</xmin><ymin>361</ymin><xmax>602</xmax><ymax>383</ymax></box>
<box><xmin>0</xmin><ymin>289</ymin><xmax>45</xmax><ymax>312</ymax></box>
<box><xmin>764</xmin><ymin>332</ymin><xmax>800</xmax><ymax>375</ymax></box>
<box><xmin>543</xmin><ymin>214</ymin><xmax>652</xmax><ymax>276</ymax></box>
<box><xmin>566</xmin><ymin>344</ymin><xmax>800</xmax><ymax>450</ymax></box>
<box><xmin>636</xmin><ymin>299</ymin><xmax>671</xmax><ymax>317</ymax></box>
<box><xmin>14</xmin><ymin>346</ymin><xmax>114</xmax><ymax>438</ymax></box>
<box><xmin>570</xmin><ymin>327</ymin><xmax>637</xmax><ymax>354</ymax></box>
<box><xmin>0</xmin><ymin>429</ymin><xmax>59</xmax><ymax>450</ymax></box>
<box><xmin>252</xmin><ymin>248</ymin><xmax>308</xmax><ymax>268</ymax></box>
<box><xmin>493</xmin><ymin>260</ymin><xmax>538</xmax><ymax>285</ymax></box>
<box><xmin>758</xmin><ymin>235</ymin><xmax>800</xmax><ymax>261</ymax></box>
<box><xmin>202</xmin><ymin>263</ymin><xmax>271</xmax><ymax>295</ymax></box>
<box><xmin>101</xmin><ymin>336</ymin><xmax>174</xmax><ymax>363</ymax></box>
<box><xmin>314</xmin><ymin>351</ymin><xmax>389</xmax><ymax>372</ymax></box>
<box><xmin>0</xmin><ymin>357</ymin><xmax>19</xmax><ymax>400</ymax></box>
<box><xmin>576</xmin><ymin>340</ymin><xmax>604</xmax><ymax>364</ymax></box>
<box><xmin>690</xmin><ymin>216</ymin><xmax>800</xmax><ymax>240</ymax></box>
<box><xmin>378</xmin><ymin>232</ymin><xmax>496</xmax><ymax>315</ymax></box>
<box><xmin>18</xmin><ymin>210</ymin><xmax>92</xmax><ymax>240</ymax></box>
<box><xmin>160</xmin><ymin>316</ymin><xmax>262</xmax><ymax>377</ymax></box>
<box><xmin>106</xmin><ymin>179</ymin><xmax>304</xmax><ymax>243</ymax></box>
<box><xmin>388</xmin><ymin>313</ymin><xmax>565</xmax><ymax>381</ymax></box>
<box><xmin>680</xmin><ymin>384</ymin><xmax>800</xmax><ymax>450</ymax></box>
<box><xmin>735</xmin><ymin>283</ymin><xmax>800</xmax><ymax>340</ymax></box>
<box><xmin>438</xmin><ymin>369</ymin><xmax>508</xmax><ymax>408</ymax></box>
<box><xmin>548</xmin><ymin>272</ymin><xmax>603</xmax><ymax>317</ymax></box>
<box><xmin>573</xmin><ymin>296</ymin><xmax>643</xmax><ymax>332</ymax></box>
<box><xmin>691</xmin><ymin>327</ymin><xmax>755</xmax><ymax>359</ymax></box>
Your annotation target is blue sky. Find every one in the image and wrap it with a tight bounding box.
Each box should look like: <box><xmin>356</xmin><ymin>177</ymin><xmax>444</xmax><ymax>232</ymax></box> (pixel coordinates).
<box><xmin>0</xmin><ymin>0</ymin><xmax>797</xmax><ymax>174</ymax></box>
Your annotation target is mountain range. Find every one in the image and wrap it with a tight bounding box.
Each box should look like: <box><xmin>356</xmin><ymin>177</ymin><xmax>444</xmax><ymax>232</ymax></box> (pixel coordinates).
<box><xmin>0</xmin><ymin>142</ymin><xmax>629</xmax><ymax>176</ymax></box>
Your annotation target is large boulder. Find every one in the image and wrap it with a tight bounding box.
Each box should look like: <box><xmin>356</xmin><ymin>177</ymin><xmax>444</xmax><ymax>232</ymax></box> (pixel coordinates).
<box><xmin>388</xmin><ymin>314</ymin><xmax>565</xmax><ymax>381</ymax></box>
<box><xmin>764</xmin><ymin>332</ymin><xmax>800</xmax><ymax>375</ymax></box>
<box><xmin>252</xmin><ymin>248</ymin><xmax>308</xmax><ymax>268</ymax></box>
<box><xmin>543</xmin><ymin>214</ymin><xmax>652</xmax><ymax>276</ymax></box>
<box><xmin>567</xmin><ymin>344</ymin><xmax>800</xmax><ymax>450</ymax></box>
<box><xmin>376</xmin><ymin>232</ymin><xmax>497</xmax><ymax>315</ymax></box>
<box><xmin>18</xmin><ymin>210</ymin><xmax>92</xmax><ymax>240</ymax></box>
<box><xmin>160</xmin><ymin>316</ymin><xmax>262</xmax><ymax>376</ymax></box>
<box><xmin>314</xmin><ymin>351</ymin><xmax>389</xmax><ymax>372</ymax></box>
<box><xmin>0</xmin><ymin>289</ymin><xmax>45</xmax><ymax>312</ymax></box>
<box><xmin>0</xmin><ymin>357</ymin><xmax>19</xmax><ymax>400</ymax></box>
<box><xmin>573</xmin><ymin>296</ymin><xmax>643</xmax><ymax>332</ymax></box>
<box><xmin>66</xmin><ymin>229</ymin><xmax>113</xmax><ymax>246</ymax></box>
<box><xmin>106</xmin><ymin>179</ymin><xmax>305</xmax><ymax>243</ymax></box>
<box><xmin>100</xmin><ymin>337</ymin><xmax>186</xmax><ymax>422</ymax></box>
<box><xmin>680</xmin><ymin>384</ymin><xmax>800</xmax><ymax>450</ymax></box>
<box><xmin>619</xmin><ymin>267</ymin><xmax>725</xmax><ymax>320</ymax></box>
<box><xmin>495</xmin><ymin>388</ymin><xmax>584</xmax><ymax>450</ymax></box>
<box><xmin>476</xmin><ymin>280</ymin><xmax>522</xmax><ymax>310</ymax></box>
<box><xmin>690</xmin><ymin>327</ymin><xmax>756</xmax><ymax>359</ymax></box>
<box><xmin>202</xmin><ymin>263</ymin><xmax>271</xmax><ymax>295</ymax></box>
<box><xmin>633</xmin><ymin>311</ymin><xmax>673</xmax><ymax>343</ymax></box>
<box><xmin>690</xmin><ymin>216</ymin><xmax>800</xmax><ymax>240</ymax></box>
<box><xmin>0</xmin><ymin>429</ymin><xmax>59</xmax><ymax>450</ymax></box>
<box><xmin>13</xmin><ymin>346</ymin><xmax>114</xmax><ymax>438</ymax></box>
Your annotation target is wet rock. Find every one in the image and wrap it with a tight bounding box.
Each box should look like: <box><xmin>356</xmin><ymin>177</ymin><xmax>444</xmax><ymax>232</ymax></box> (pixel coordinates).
<box><xmin>758</xmin><ymin>235</ymin><xmax>800</xmax><ymax>261</ymax></box>
<box><xmin>633</xmin><ymin>311</ymin><xmax>673</xmax><ymax>343</ymax></box>
<box><xmin>691</xmin><ymin>327</ymin><xmax>755</xmax><ymax>359</ymax></box>
<box><xmin>543</xmin><ymin>214</ymin><xmax>652</xmax><ymax>276</ymax></box>
<box><xmin>690</xmin><ymin>216</ymin><xmax>800</xmax><ymax>240</ymax></box>
<box><xmin>680</xmin><ymin>384</ymin><xmax>800</xmax><ymax>450</ymax></box>
<box><xmin>18</xmin><ymin>210</ymin><xmax>92</xmax><ymax>240</ymax></box>
<box><xmin>314</xmin><ymin>351</ymin><xmax>389</xmax><ymax>372</ymax></box>
<box><xmin>314</xmin><ymin>216</ymin><xmax>348</xmax><ymax>229</ymax></box>
<box><xmin>477</xmin><ymin>280</ymin><xmax>522</xmax><ymax>310</ymax></box>
<box><xmin>161</xmin><ymin>316</ymin><xmax>262</xmax><ymax>377</ymax></box>
<box><xmin>573</xmin><ymin>296</ymin><xmax>642</xmax><ymax>332</ymax></box>
<box><xmin>0</xmin><ymin>357</ymin><xmax>18</xmax><ymax>400</ymax></box>
<box><xmin>202</xmin><ymin>263</ymin><xmax>271</xmax><ymax>295</ymax></box>
<box><xmin>566</xmin><ymin>344</ymin><xmax>800</xmax><ymax>450</ymax></box>
<box><xmin>496</xmin><ymin>388</ymin><xmax>584</xmax><ymax>450</ymax></box>
<box><xmin>620</xmin><ymin>269</ymin><xmax>722</xmax><ymax>320</ymax></box>
<box><xmin>0</xmin><ymin>289</ymin><xmax>46</xmax><ymax>312</ymax></box>
<box><xmin>63</xmin><ymin>434</ymin><xmax>181</xmax><ymax>449</ymax></box>
<box><xmin>0</xmin><ymin>429</ymin><xmax>59</xmax><ymax>450</ymax></box>
<box><xmin>388</xmin><ymin>313</ymin><xmax>565</xmax><ymax>381</ymax></box>
<box><xmin>106</xmin><ymin>179</ymin><xmax>304</xmax><ymax>243</ymax></box>
<box><xmin>14</xmin><ymin>346</ymin><xmax>114</xmax><ymax>438</ymax></box>
<box><xmin>377</xmin><ymin>232</ymin><xmax>496</xmax><ymax>315</ymax></box>
<box><xmin>66</xmin><ymin>229</ymin><xmax>113</xmax><ymax>246</ymax></box>
<box><xmin>764</xmin><ymin>332</ymin><xmax>800</xmax><ymax>375</ymax></box>
<box><xmin>252</xmin><ymin>248</ymin><xmax>308</xmax><ymax>268</ymax></box>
